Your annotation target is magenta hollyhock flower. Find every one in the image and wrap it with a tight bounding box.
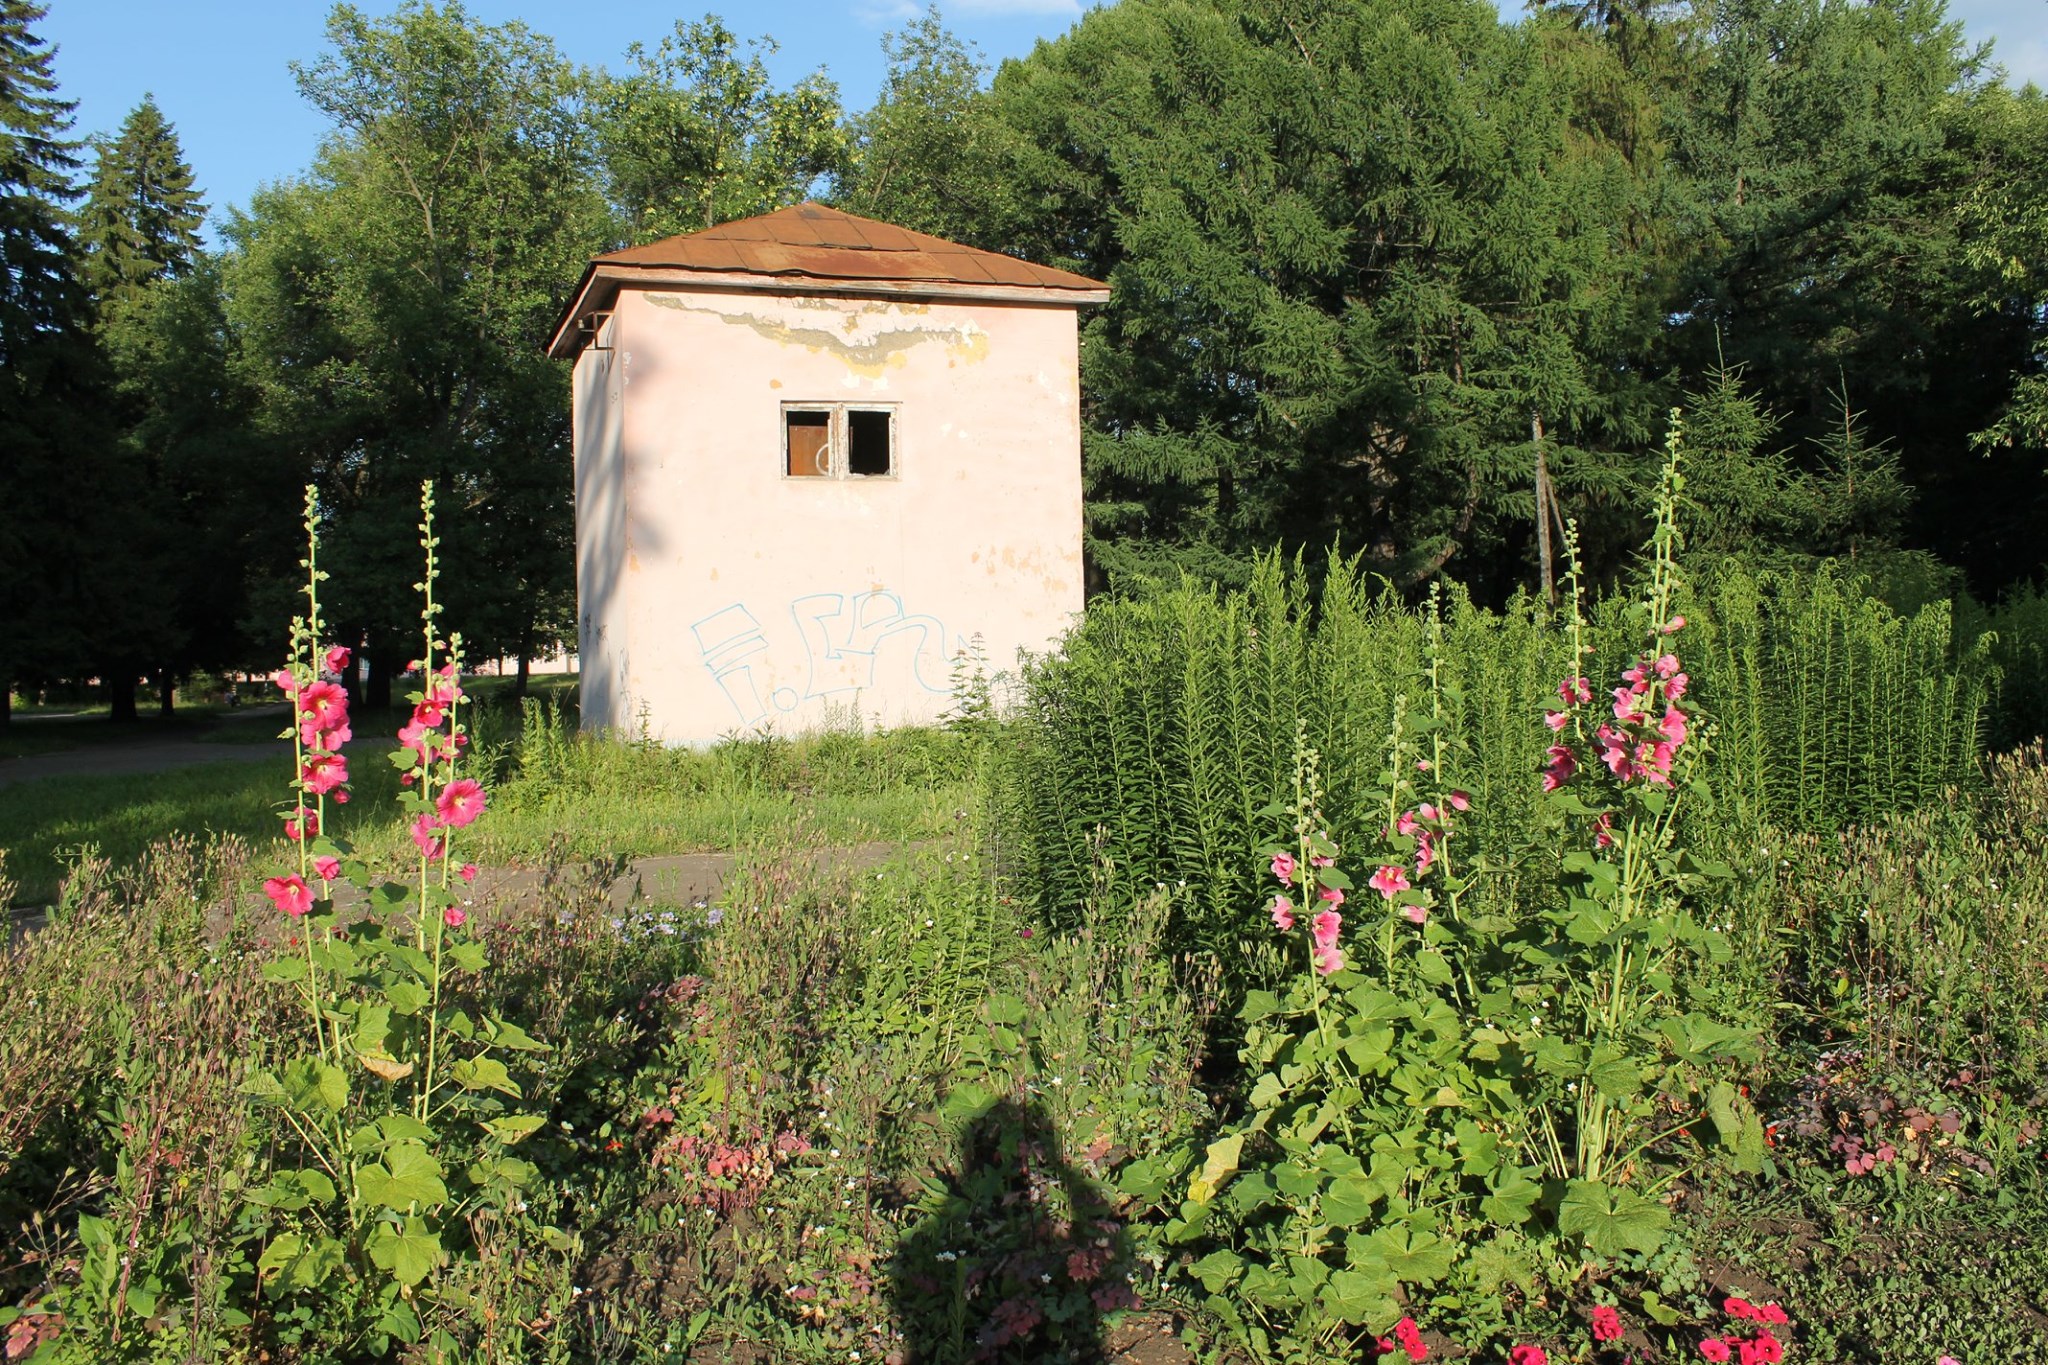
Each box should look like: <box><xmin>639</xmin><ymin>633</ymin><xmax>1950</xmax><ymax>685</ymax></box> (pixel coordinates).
<box><xmin>1271</xmin><ymin>852</ymin><xmax>1297</xmax><ymax>882</ymax></box>
<box><xmin>1447</xmin><ymin>790</ymin><xmax>1471</xmax><ymax>811</ymax></box>
<box><xmin>411</xmin><ymin>813</ymin><xmax>445</xmax><ymax>860</ymax></box>
<box><xmin>1396</xmin><ymin>810</ymin><xmax>1421</xmax><ymax>836</ymax></box>
<box><xmin>1542</xmin><ymin>744</ymin><xmax>1578</xmax><ymax>791</ymax></box>
<box><xmin>1660</xmin><ymin>706</ymin><xmax>1689</xmax><ymax>746</ymax></box>
<box><xmin>1270</xmin><ymin>895</ymin><xmax>1296</xmax><ymax>931</ymax></box>
<box><xmin>1622</xmin><ymin>664</ymin><xmax>1648</xmax><ymax>685</ymax></box>
<box><xmin>1591</xmin><ymin>1304</ymin><xmax>1622</xmax><ymax>1343</ymax></box>
<box><xmin>436</xmin><ymin>778</ymin><xmax>486</xmax><ymax>828</ymax></box>
<box><xmin>1369</xmin><ymin>865</ymin><xmax>1410</xmax><ymax>899</ymax></box>
<box><xmin>273</xmin><ymin>668</ymin><xmax>297</xmax><ymax>695</ymax></box>
<box><xmin>284</xmin><ymin>807</ymin><xmax>318</xmax><ymax>842</ymax></box>
<box><xmin>413</xmin><ymin>699</ymin><xmax>445</xmax><ymax>728</ymax></box>
<box><xmin>1655</xmin><ymin>652</ymin><xmax>1680</xmax><ymax>678</ymax></box>
<box><xmin>1614</xmin><ymin>687</ymin><xmax>1649</xmax><ymax>722</ymax></box>
<box><xmin>301</xmin><ymin>718</ymin><xmax>352</xmax><ymax>751</ymax></box>
<box><xmin>1594</xmin><ymin>810</ymin><xmax>1616</xmax><ymax>849</ymax></box>
<box><xmin>1312</xmin><ymin>943</ymin><xmax>1345</xmax><ymax>976</ymax></box>
<box><xmin>313</xmin><ymin>855</ymin><xmax>341</xmax><ymax>882</ymax></box>
<box><xmin>1417</xmin><ymin>802</ymin><xmax>1440</xmax><ymax>823</ymax></box>
<box><xmin>325</xmin><ymin>646</ymin><xmax>351</xmax><ymax>674</ymax></box>
<box><xmin>1663</xmin><ymin>614</ymin><xmax>1686</xmax><ymax>634</ymax></box>
<box><xmin>1596</xmin><ymin>726</ymin><xmax>1636</xmax><ymax>780</ymax></box>
<box><xmin>1311</xmin><ymin>908</ymin><xmax>1342</xmax><ymax>949</ymax></box>
<box><xmin>444</xmin><ymin>905</ymin><xmax>467</xmax><ymax>928</ymax></box>
<box><xmin>1545</xmin><ymin>709</ymin><xmax>1569</xmax><ymax>731</ymax></box>
<box><xmin>1414</xmin><ymin>832</ymin><xmax>1436</xmax><ymax>876</ymax></box>
<box><xmin>1939</xmin><ymin>1357</ymin><xmax>1962</xmax><ymax>1365</ymax></box>
<box><xmin>459</xmin><ymin>862</ymin><xmax>479</xmax><ymax>884</ymax></box>
<box><xmin>398</xmin><ymin>718</ymin><xmax>436</xmax><ymax>756</ymax></box>
<box><xmin>301</xmin><ymin>753</ymin><xmax>348</xmax><ymax>796</ymax></box>
<box><xmin>297</xmin><ymin>680</ymin><xmax>347</xmax><ymax>730</ymax></box>
<box><xmin>264</xmin><ymin>875</ymin><xmax>313</xmax><ymax>917</ymax></box>
<box><xmin>1666</xmin><ymin>671</ymin><xmax>1689</xmax><ymax>700</ymax></box>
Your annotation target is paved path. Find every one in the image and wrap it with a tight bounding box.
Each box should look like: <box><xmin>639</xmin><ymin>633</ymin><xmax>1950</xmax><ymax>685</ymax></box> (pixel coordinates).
<box><xmin>0</xmin><ymin>738</ymin><xmax>288</xmax><ymax>790</ymax></box>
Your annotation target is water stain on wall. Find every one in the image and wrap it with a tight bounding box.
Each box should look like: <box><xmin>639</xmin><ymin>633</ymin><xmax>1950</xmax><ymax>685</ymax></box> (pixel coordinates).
<box><xmin>646</xmin><ymin>294</ymin><xmax>989</xmax><ymax>379</ymax></box>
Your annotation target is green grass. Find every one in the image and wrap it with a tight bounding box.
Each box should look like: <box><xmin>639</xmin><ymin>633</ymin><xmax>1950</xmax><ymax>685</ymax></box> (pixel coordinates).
<box><xmin>0</xmin><ymin>698</ymin><xmax>978</xmax><ymax>904</ymax></box>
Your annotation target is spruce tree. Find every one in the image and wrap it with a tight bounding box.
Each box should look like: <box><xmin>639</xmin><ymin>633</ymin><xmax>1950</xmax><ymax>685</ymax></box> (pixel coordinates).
<box><xmin>0</xmin><ymin>0</ymin><xmax>90</xmax><ymax>725</ymax></box>
<box><xmin>79</xmin><ymin>93</ymin><xmax>206</xmax><ymax>299</ymax></box>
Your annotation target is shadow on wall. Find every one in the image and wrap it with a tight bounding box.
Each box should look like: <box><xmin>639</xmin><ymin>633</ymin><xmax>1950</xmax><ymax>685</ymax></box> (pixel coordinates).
<box><xmin>888</xmin><ymin>1097</ymin><xmax>1134</xmax><ymax>1364</ymax></box>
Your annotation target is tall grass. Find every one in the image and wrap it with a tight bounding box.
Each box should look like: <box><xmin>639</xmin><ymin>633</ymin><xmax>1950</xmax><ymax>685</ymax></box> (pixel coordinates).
<box><xmin>999</xmin><ymin>555</ymin><xmax>1998</xmax><ymax>955</ymax></box>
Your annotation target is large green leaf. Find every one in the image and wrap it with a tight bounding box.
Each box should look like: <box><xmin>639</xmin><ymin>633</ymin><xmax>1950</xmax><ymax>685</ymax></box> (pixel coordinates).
<box><xmin>1558</xmin><ymin>1180</ymin><xmax>1671</xmax><ymax>1258</ymax></box>
<box><xmin>356</xmin><ymin>1141</ymin><xmax>448</xmax><ymax>1211</ymax></box>
<box><xmin>366</xmin><ymin>1216</ymin><xmax>442</xmax><ymax>1287</ymax></box>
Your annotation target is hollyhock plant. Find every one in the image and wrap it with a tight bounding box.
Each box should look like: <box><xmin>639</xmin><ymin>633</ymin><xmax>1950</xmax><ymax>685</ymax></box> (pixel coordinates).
<box><xmin>1370</xmin><ymin>865</ymin><xmax>1410</xmax><ymax>899</ymax></box>
<box><xmin>435</xmin><ymin>777</ymin><xmax>486</xmax><ymax>829</ymax></box>
<box><xmin>264</xmin><ymin>874</ymin><xmax>313</xmax><ymax>918</ymax></box>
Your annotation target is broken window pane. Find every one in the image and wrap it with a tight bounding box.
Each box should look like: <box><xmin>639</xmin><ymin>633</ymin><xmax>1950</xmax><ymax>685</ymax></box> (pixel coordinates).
<box><xmin>847</xmin><ymin>409</ymin><xmax>893</xmax><ymax>477</ymax></box>
<box><xmin>786</xmin><ymin>410</ymin><xmax>831</xmax><ymax>477</ymax></box>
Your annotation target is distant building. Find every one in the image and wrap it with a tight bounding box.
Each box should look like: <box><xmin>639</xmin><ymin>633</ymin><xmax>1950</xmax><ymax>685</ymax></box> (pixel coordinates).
<box><xmin>547</xmin><ymin>202</ymin><xmax>1106</xmax><ymax>743</ymax></box>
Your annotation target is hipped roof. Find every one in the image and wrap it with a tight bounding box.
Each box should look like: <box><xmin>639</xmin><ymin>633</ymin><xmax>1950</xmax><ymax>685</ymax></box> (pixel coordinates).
<box><xmin>547</xmin><ymin>201</ymin><xmax>1108</xmax><ymax>358</ymax></box>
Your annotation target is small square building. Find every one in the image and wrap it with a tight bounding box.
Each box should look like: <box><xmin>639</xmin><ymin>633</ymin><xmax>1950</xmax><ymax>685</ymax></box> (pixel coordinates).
<box><xmin>547</xmin><ymin>203</ymin><xmax>1107</xmax><ymax>744</ymax></box>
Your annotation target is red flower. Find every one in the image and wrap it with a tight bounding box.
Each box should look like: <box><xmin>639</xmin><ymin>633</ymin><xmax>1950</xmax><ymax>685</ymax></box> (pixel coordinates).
<box><xmin>1591</xmin><ymin>1304</ymin><xmax>1623</xmax><ymax>1343</ymax></box>
<box><xmin>264</xmin><ymin>875</ymin><xmax>313</xmax><ymax>918</ymax></box>
<box><xmin>1756</xmin><ymin>1304</ymin><xmax>1789</xmax><ymax>1327</ymax></box>
<box><xmin>325</xmin><ymin>646</ymin><xmax>352</xmax><ymax>674</ymax></box>
<box><xmin>1393</xmin><ymin>1316</ymin><xmax>1428</xmax><ymax>1362</ymax></box>
<box><xmin>1699</xmin><ymin>1341</ymin><xmax>1732</xmax><ymax>1364</ymax></box>
<box><xmin>444</xmin><ymin>905</ymin><xmax>467</xmax><ymax>928</ymax></box>
<box><xmin>297</xmin><ymin>680</ymin><xmax>348</xmax><ymax>731</ymax></box>
<box><xmin>1724</xmin><ymin>1298</ymin><xmax>1757</xmax><ymax>1321</ymax></box>
<box><xmin>459</xmin><ymin>862</ymin><xmax>479</xmax><ymax>884</ymax></box>
<box><xmin>313</xmin><ymin>855</ymin><xmax>341</xmax><ymax>882</ymax></box>
<box><xmin>301</xmin><ymin>752</ymin><xmax>348</xmax><ymax>796</ymax></box>
<box><xmin>283</xmin><ymin>807</ymin><xmax>318</xmax><ymax>841</ymax></box>
<box><xmin>436</xmin><ymin>778</ymin><xmax>486</xmax><ymax>828</ymax></box>
<box><xmin>1509</xmin><ymin>1347</ymin><xmax>1548</xmax><ymax>1365</ymax></box>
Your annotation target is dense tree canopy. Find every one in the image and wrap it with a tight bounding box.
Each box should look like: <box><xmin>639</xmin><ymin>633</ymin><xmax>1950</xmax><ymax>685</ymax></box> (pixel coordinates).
<box><xmin>4</xmin><ymin>0</ymin><xmax>2045</xmax><ymax>718</ymax></box>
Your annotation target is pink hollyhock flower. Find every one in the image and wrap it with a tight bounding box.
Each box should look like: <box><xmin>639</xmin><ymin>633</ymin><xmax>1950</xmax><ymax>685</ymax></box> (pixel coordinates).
<box><xmin>1509</xmin><ymin>1348</ymin><xmax>1547</xmax><ymax>1365</ymax></box>
<box><xmin>297</xmin><ymin>680</ymin><xmax>348</xmax><ymax>731</ymax></box>
<box><xmin>1542</xmin><ymin>744</ymin><xmax>1578</xmax><ymax>791</ymax></box>
<box><xmin>411</xmin><ymin>813</ymin><xmax>446</xmax><ymax>860</ymax></box>
<box><xmin>1319</xmin><ymin>885</ymin><xmax>1344</xmax><ymax>907</ymax></box>
<box><xmin>1369</xmin><ymin>865</ymin><xmax>1410</xmax><ymax>899</ymax></box>
<box><xmin>1414</xmin><ymin>832</ymin><xmax>1436</xmax><ymax>876</ymax></box>
<box><xmin>1558</xmin><ymin>675</ymin><xmax>1592</xmax><ymax>704</ymax></box>
<box><xmin>1591</xmin><ymin>1304</ymin><xmax>1622</xmax><ymax>1343</ymax></box>
<box><xmin>413</xmin><ymin>699</ymin><xmax>445</xmax><ymax>728</ymax></box>
<box><xmin>301</xmin><ymin>718</ymin><xmax>352</xmax><ymax>751</ymax></box>
<box><xmin>1271</xmin><ymin>852</ymin><xmax>1297</xmax><ymax>882</ymax></box>
<box><xmin>1270</xmin><ymin>895</ymin><xmax>1296</xmax><ymax>931</ymax></box>
<box><xmin>1656</xmin><ymin>652</ymin><xmax>1680</xmax><ymax>679</ymax></box>
<box><xmin>1312</xmin><ymin>909</ymin><xmax>1342</xmax><ymax>949</ymax></box>
<box><xmin>325</xmin><ymin>646</ymin><xmax>351</xmax><ymax>674</ymax></box>
<box><xmin>301</xmin><ymin>753</ymin><xmax>348</xmax><ymax>796</ymax></box>
<box><xmin>1396</xmin><ymin>810</ymin><xmax>1421</xmax><ymax>836</ymax></box>
<box><xmin>1310</xmin><ymin>853</ymin><xmax>1335</xmax><ymax>868</ymax></box>
<box><xmin>459</xmin><ymin>863</ymin><xmax>479</xmax><ymax>884</ymax></box>
<box><xmin>1622</xmin><ymin>664</ymin><xmax>1648</xmax><ymax>686</ymax></box>
<box><xmin>1614</xmin><ymin>687</ymin><xmax>1649</xmax><ymax>721</ymax></box>
<box><xmin>1545</xmin><ymin>709</ymin><xmax>1569</xmax><ymax>731</ymax></box>
<box><xmin>1663</xmin><ymin>614</ymin><xmax>1686</xmax><ymax>634</ymax></box>
<box><xmin>1404</xmin><ymin>903</ymin><xmax>1428</xmax><ymax>924</ymax></box>
<box><xmin>313</xmin><ymin>855</ymin><xmax>341</xmax><ymax>882</ymax></box>
<box><xmin>1699</xmin><ymin>1340</ymin><xmax>1732</xmax><ymax>1363</ymax></box>
<box><xmin>1666</xmin><ymin>671</ymin><xmax>1689</xmax><ymax>700</ymax></box>
<box><xmin>1594</xmin><ymin>810</ymin><xmax>1616</xmax><ymax>849</ymax></box>
<box><xmin>284</xmin><ymin>807</ymin><xmax>318</xmax><ymax>841</ymax></box>
<box><xmin>398</xmin><ymin>718</ymin><xmax>436</xmax><ymax>756</ymax></box>
<box><xmin>264</xmin><ymin>875</ymin><xmax>313</xmax><ymax>918</ymax></box>
<box><xmin>1312</xmin><ymin>943</ymin><xmax>1345</xmax><ymax>976</ymax></box>
<box><xmin>444</xmin><ymin>905</ymin><xmax>467</xmax><ymax>928</ymax></box>
<box><xmin>273</xmin><ymin>668</ymin><xmax>298</xmax><ymax>695</ymax></box>
<box><xmin>1939</xmin><ymin>1357</ymin><xmax>1962</xmax><ymax>1365</ymax></box>
<box><xmin>436</xmin><ymin>778</ymin><xmax>486</xmax><ymax>828</ymax></box>
<box><xmin>1417</xmin><ymin>802</ymin><xmax>1440</xmax><ymax>823</ymax></box>
<box><xmin>1414</xmin><ymin>758</ymin><xmax>1432</xmax><ymax>771</ymax></box>
<box><xmin>1447</xmin><ymin>790</ymin><xmax>1470</xmax><ymax>811</ymax></box>
<box><xmin>1660</xmin><ymin>706</ymin><xmax>1689</xmax><ymax>746</ymax></box>
<box><xmin>1596</xmin><ymin>726</ymin><xmax>1636</xmax><ymax>780</ymax></box>
<box><xmin>1393</xmin><ymin>1317</ymin><xmax>1428</xmax><ymax>1362</ymax></box>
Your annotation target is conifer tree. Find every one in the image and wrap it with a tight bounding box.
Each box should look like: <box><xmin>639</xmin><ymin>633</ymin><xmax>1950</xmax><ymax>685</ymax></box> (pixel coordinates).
<box><xmin>78</xmin><ymin>93</ymin><xmax>206</xmax><ymax>299</ymax></box>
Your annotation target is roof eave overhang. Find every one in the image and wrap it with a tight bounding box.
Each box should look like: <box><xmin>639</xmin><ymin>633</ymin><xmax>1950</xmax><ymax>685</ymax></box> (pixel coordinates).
<box><xmin>545</xmin><ymin>263</ymin><xmax>1111</xmax><ymax>360</ymax></box>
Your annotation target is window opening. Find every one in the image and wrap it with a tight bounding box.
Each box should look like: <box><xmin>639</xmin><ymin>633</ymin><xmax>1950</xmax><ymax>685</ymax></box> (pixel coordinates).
<box><xmin>846</xmin><ymin>409</ymin><xmax>893</xmax><ymax>477</ymax></box>
<box><xmin>786</xmin><ymin>410</ymin><xmax>831</xmax><ymax>478</ymax></box>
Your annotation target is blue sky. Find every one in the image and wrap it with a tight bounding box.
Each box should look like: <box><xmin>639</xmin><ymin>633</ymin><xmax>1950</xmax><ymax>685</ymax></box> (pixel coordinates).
<box><xmin>37</xmin><ymin>0</ymin><xmax>2048</xmax><ymax>235</ymax></box>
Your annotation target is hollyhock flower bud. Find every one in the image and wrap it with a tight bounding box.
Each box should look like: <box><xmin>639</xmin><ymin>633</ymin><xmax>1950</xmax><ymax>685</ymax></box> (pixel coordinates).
<box><xmin>1369</xmin><ymin>865</ymin><xmax>1410</xmax><ymax>899</ymax></box>
<box><xmin>1663</xmin><ymin>614</ymin><xmax>1686</xmax><ymax>634</ymax></box>
<box><xmin>1414</xmin><ymin>758</ymin><xmax>1432</xmax><ymax>771</ymax></box>
<box><xmin>1404</xmin><ymin>903</ymin><xmax>1428</xmax><ymax>924</ymax></box>
<box><xmin>1417</xmin><ymin>803</ymin><xmax>1440</xmax><ymax>823</ymax></box>
<box><xmin>1447</xmin><ymin>791</ymin><xmax>1470</xmax><ymax>811</ymax></box>
<box><xmin>313</xmin><ymin>855</ymin><xmax>341</xmax><ymax>882</ymax></box>
<box><xmin>1270</xmin><ymin>895</ymin><xmax>1296</xmax><ymax>931</ymax></box>
<box><xmin>444</xmin><ymin>905</ymin><xmax>467</xmax><ymax>928</ymax></box>
<box><xmin>264</xmin><ymin>875</ymin><xmax>313</xmax><ymax>918</ymax></box>
<box><xmin>1271</xmin><ymin>852</ymin><xmax>1297</xmax><ymax>882</ymax></box>
<box><xmin>284</xmin><ymin>807</ymin><xmax>318</xmax><ymax>841</ymax></box>
<box><xmin>459</xmin><ymin>863</ymin><xmax>479</xmax><ymax>884</ymax></box>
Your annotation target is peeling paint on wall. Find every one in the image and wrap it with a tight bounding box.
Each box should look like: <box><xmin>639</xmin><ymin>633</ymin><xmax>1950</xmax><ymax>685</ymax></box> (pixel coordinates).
<box><xmin>646</xmin><ymin>294</ymin><xmax>989</xmax><ymax>379</ymax></box>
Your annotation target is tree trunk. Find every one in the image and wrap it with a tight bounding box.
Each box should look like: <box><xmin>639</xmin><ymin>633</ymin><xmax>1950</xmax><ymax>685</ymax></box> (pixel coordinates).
<box><xmin>1533</xmin><ymin>409</ymin><xmax>1556</xmax><ymax>608</ymax></box>
<box><xmin>158</xmin><ymin>669</ymin><xmax>175</xmax><ymax>718</ymax></box>
<box><xmin>1</xmin><ymin>678</ymin><xmax>10</xmax><ymax>728</ymax></box>
<box><xmin>107</xmin><ymin>667</ymin><xmax>138</xmax><ymax>722</ymax></box>
<box><xmin>368</xmin><ymin>653</ymin><xmax>393</xmax><ymax>710</ymax></box>
<box><xmin>515</xmin><ymin>650</ymin><xmax>531</xmax><ymax>699</ymax></box>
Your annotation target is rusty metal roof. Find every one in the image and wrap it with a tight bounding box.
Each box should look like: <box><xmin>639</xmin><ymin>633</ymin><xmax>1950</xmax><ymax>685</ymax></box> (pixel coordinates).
<box><xmin>594</xmin><ymin>201</ymin><xmax>1107</xmax><ymax>293</ymax></box>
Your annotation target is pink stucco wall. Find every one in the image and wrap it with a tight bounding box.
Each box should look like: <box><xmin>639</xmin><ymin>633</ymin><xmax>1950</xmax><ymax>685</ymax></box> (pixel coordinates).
<box><xmin>571</xmin><ymin>284</ymin><xmax>1085</xmax><ymax>744</ymax></box>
